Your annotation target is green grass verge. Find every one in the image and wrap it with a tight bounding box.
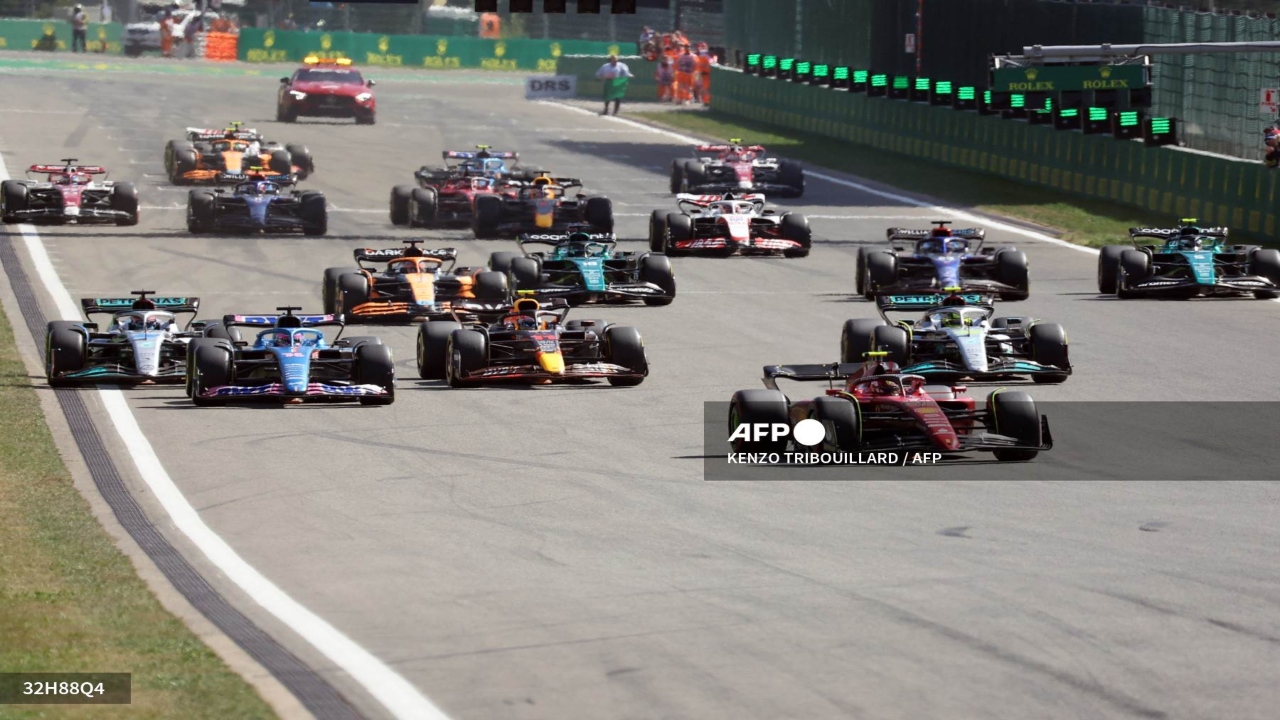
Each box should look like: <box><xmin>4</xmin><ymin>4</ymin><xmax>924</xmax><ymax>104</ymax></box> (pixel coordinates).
<box><xmin>0</xmin><ymin>305</ymin><xmax>276</xmax><ymax>719</ymax></box>
<box><xmin>631</xmin><ymin>109</ymin><xmax>1162</xmax><ymax>248</ymax></box>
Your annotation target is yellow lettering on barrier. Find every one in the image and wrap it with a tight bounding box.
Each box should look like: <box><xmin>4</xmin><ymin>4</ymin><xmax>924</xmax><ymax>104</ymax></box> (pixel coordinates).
<box><xmin>365</xmin><ymin>53</ymin><xmax>403</xmax><ymax>67</ymax></box>
<box><xmin>0</xmin><ymin>37</ymin><xmax>7</xmax><ymax>48</ymax></box>
<box><xmin>536</xmin><ymin>58</ymin><xmax>557</xmax><ymax>72</ymax></box>
<box><xmin>424</xmin><ymin>56</ymin><xmax>461</xmax><ymax>69</ymax></box>
<box><xmin>1082</xmin><ymin>80</ymin><xmax>1129</xmax><ymax>89</ymax></box>
<box><xmin>481</xmin><ymin>58</ymin><xmax>518</xmax><ymax>71</ymax></box>
<box><xmin>247</xmin><ymin>49</ymin><xmax>288</xmax><ymax>62</ymax></box>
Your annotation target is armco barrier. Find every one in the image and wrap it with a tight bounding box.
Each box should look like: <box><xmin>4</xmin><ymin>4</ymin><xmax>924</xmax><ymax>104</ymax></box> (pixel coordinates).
<box><xmin>0</xmin><ymin>19</ymin><xmax>122</xmax><ymax>53</ymax></box>
<box><xmin>237</xmin><ymin>28</ymin><xmax>622</xmax><ymax>71</ymax></box>
<box><xmin>558</xmin><ymin>55</ymin><xmax>660</xmax><ymax>103</ymax></box>
<box><xmin>713</xmin><ymin>68</ymin><xmax>1279</xmax><ymax>238</ymax></box>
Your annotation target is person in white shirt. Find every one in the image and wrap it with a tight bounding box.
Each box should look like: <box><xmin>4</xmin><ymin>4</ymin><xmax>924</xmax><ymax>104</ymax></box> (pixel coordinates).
<box><xmin>70</xmin><ymin>3</ymin><xmax>88</xmax><ymax>52</ymax></box>
<box><xmin>595</xmin><ymin>55</ymin><xmax>634</xmax><ymax>116</ymax></box>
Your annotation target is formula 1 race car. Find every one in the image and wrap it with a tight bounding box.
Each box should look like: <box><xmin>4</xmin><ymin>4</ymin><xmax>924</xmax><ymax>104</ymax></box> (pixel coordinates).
<box><xmin>840</xmin><ymin>290</ymin><xmax>1070</xmax><ymax>383</ymax></box>
<box><xmin>2</xmin><ymin>160</ymin><xmax>138</xmax><ymax>226</ymax></box>
<box><xmin>489</xmin><ymin>230</ymin><xmax>675</xmax><ymax>306</ymax></box>
<box><xmin>164</xmin><ymin>123</ymin><xmax>314</xmax><ymax>185</ymax></box>
<box><xmin>472</xmin><ymin>174</ymin><xmax>613</xmax><ymax>239</ymax></box>
<box><xmin>857</xmin><ymin>221</ymin><xmax>1029</xmax><ymax>300</ymax></box>
<box><xmin>648</xmin><ymin>192</ymin><xmax>810</xmax><ymax>257</ymax></box>
<box><xmin>277</xmin><ymin>56</ymin><xmax>377</xmax><ymax>125</ymax></box>
<box><xmin>669</xmin><ymin>139</ymin><xmax>804</xmax><ymax>197</ymax></box>
<box><xmin>389</xmin><ymin>147</ymin><xmax>526</xmax><ymax>227</ymax></box>
<box><xmin>186</xmin><ymin>307</ymin><xmax>393</xmax><ymax>406</ymax></box>
<box><xmin>414</xmin><ymin>296</ymin><xmax>648</xmax><ymax>387</ymax></box>
<box><xmin>728</xmin><ymin>352</ymin><xmax>1053</xmax><ymax>462</ymax></box>
<box><xmin>45</xmin><ymin>291</ymin><xmax>201</xmax><ymax>386</ymax></box>
<box><xmin>323</xmin><ymin>240</ymin><xmax>512</xmax><ymax>321</ymax></box>
<box><xmin>187</xmin><ymin>176</ymin><xmax>326</xmax><ymax>235</ymax></box>
<box><xmin>1097</xmin><ymin>220</ymin><xmax>1280</xmax><ymax>299</ymax></box>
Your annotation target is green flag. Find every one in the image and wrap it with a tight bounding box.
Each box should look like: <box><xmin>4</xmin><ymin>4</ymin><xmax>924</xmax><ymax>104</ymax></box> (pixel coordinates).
<box><xmin>605</xmin><ymin>77</ymin><xmax>630</xmax><ymax>101</ymax></box>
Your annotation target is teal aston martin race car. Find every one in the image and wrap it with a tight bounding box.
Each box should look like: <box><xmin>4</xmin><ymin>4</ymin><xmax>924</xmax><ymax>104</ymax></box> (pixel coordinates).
<box><xmin>1098</xmin><ymin>220</ymin><xmax>1280</xmax><ymax>299</ymax></box>
<box><xmin>487</xmin><ymin>229</ymin><xmax>676</xmax><ymax>306</ymax></box>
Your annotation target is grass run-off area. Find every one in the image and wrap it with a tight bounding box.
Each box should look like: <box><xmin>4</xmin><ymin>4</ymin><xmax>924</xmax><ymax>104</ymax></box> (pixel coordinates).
<box><xmin>631</xmin><ymin>108</ymin><xmax>1165</xmax><ymax>248</ymax></box>
<box><xmin>0</xmin><ymin>305</ymin><xmax>275</xmax><ymax>719</ymax></box>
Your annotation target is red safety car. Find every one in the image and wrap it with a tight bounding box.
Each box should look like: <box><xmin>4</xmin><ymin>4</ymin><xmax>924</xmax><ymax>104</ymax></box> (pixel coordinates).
<box><xmin>277</xmin><ymin>56</ymin><xmax>376</xmax><ymax>125</ymax></box>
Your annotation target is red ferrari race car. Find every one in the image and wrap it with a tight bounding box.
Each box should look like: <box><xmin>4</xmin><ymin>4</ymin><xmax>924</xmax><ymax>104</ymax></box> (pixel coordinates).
<box><xmin>728</xmin><ymin>352</ymin><xmax>1053</xmax><ymax>462</ymax></box>
<box><xmin>670</xmin><ymin>139</ymin><xmax>804</xmax><ymax>197</ymax></box>
<box><xmin>2</xmin><ymin>159</ymin><xmax>138</xmax><ymax>226</ymax></box>
<box><xmin>648</xmin><ymin>192</ymin><xmax>810</xmax><ymax>257</ymax></box>
<box><xmin>277</xmin><ymin>56</ymin><xmax>376</xmax><ymax>125</ymax></box>
<box><xmin>390</xmin><ymin>147</ymin><xmax>525</xmax><ymax>228</ymax></box>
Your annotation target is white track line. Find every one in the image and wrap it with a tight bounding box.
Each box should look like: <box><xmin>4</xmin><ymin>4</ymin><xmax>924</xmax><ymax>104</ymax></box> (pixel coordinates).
<box><xmin>0</xmin><ymin>154</ymin><xmax>450</xmax><ymax>720</ymax></box>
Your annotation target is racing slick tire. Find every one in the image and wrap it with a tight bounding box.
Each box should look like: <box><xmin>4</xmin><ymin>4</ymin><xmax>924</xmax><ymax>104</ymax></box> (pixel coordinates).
<box><xmin>1117</xmin><ymin>249</ymin><xmax>1151</xmax><ymax>299</ymax></box>
<box><xmin>855</xmin><ymin>247</ymin><xmax>868</xmax><ymax>296</ymax></box>
<box><xmin>446</xmin><ymin>329</ymin><xmax>488</xmax><ymax>388</ymax></box>
<box><xmin>185</xmin><ymin>338</ymin><xmax>230</xmax><ymax>398</ymax></box>
<box><xmin>355</xmin><ymin>344</ymin><xmax>396</xmax><ymax>406</ymax></box>
<box><xmin>639</xmin><ymin>254</ymin><xmax>676</xmax><ymax>306</ymax></box>
<box><xmin>683</xmin><ymin>161</ymin><xmax>707</xmax><ymax>191</ymax></box>
<box><xmin>664</xmin><ymin>212</ymin><xmax>693</xmax><ymax>256</ymax></box>
<box><xmin>566</xmin><ymin>318</ymin><xmax>610</xmax><ymax>337</ymax></box>
<box><xmin>871</xmin><ymin>325</ymin><xmax>911</xmax><ymax>365</ymax></box>
<box><xmin>285</xmin><ymin>144</ymin><xmax>314</xmax><ymax>179</ymax></box>
<box><xmin>110</xmin><ymin>182</ymin><xmax>140</xmax><ymax>226</ymax></box>
<box><xmin>410</xmin><ymin>187</ymin><xmax>438</xmax><ymax>228</ymax></box>
<box><xmin>778</xmin><ymin>160</ymin><xmax>805</xmax><ymax>198</ymax></box>
<box><xmin>268</xmin><ymin>149</ymin><xmax>292</xmax><ymax>177</ymax></box>
<box><xmin>1097</xmin><ymin>244</ymin><xmax>1128</xmax><ymax>294</ymax></box>
<box><xmin>472</xmin><ymin>194</ymin><xmax>503</xmax><ymax>239</ymax></box>
<box><xmin>995</xmin><ymin>249</ymin><xmax>1030</xmax><ymax>300</ymax></box>
<box><xmin>840</xmin><ymin>318</ymin><xmax>889</xmax><ymax>364</ymax></box>
<box><xmin>809</xmin><ymin>396</ymin><xmax>861</xmax><ymax>453</ymax></box>
<box><xmin>337</xmin><ymin>272</ymin><xmax>371</xmax><ymax>316</ymax></box>
<box><xmin>474</xmin><ymin>270</ymin><xmax>511</xmax><ymax>300</ymax></box>
<box><xmin>1028</xmin><ymin>323</ymin><xmax>1070</xmax><ymax>384</ymax></box>
<box><xmin>323</xmin><ymin>267</ymin><xmax>359</xmax><ymax>314</ymax></box>
<box><xmin>488</xmin><ymin>251</ymin><xmax>522</xmax><ymax>274</ymax></box>
<box><xmin>2</xmin><ymin>180</ymin><xmax>28</xmax><ymax>222</ymax></box>
<box><xmin>46</xmin><ymin>325</ymin><xmax>86</xmax><ymax>387</ymax></box>
<box><xmin>648</xmin><ymin>209</ymin><xmax>668</xmax><ymax>253</ymax></box>
<box><xmin>1248</xmin><ymin>248</ymin><xmax>1280</xmax><ymax>299</ymax></box>
<box><xmin>190</xmin><ymin>342</ymin><xmax>232</xmax><ymax>407</ymax></box>
<box><xmin>299</xmin><ymin>191</ymin><xmax>327</xmax><ymax>236</ymax></box>
<box><xmin>170</xmin><ymin>148</ymin><xmax>199</xmax><ymax>186</ymax></box>
<box><xmin>163</xmin><ymin>140</ymin><xmax>193</xmax><ymax>174</ymax></box>
<box><xmin>417</xmin><ymin>321</ymin><xmax>462</xmax><ymax>380</ymax></box>
<box><xmin>186</xmin><ymin>190</ymin><xmax>216</xmax><ymax>233</ymax></box>
<box><xmin>389</xmin><ymin>185</ymin><xmax>413</xmax><ymax>226</ymax></box>
<box><xmin>780</xmin><ymin>212</ymin><xmax>812</xmax><ymax>258</ymax></box>
<box><xmin>604</xmin><ymin>326</ymin><xmax>647</xmax><ymax>387</ymax></box>
<box><xmin>507</xmin><ymin>258</ymin><xmax>541</xmax><ymax>293</ymax></box>
<box><xmin>864</xmin><ymin>251</ymin><xmax>898</xmax><ymax>296</ymax></box>
<box><xmin>668</xmin><ymin>161</ymin><xmax>685</xmax><ymax>194</ymax></box>
<box><xmin>584</xmin><ymin>196</ymin><xmax>614</xmax><ymax>233</ymax></box>
<box><xmin>987</xmin><ymin>390</ymin><xmax>1042</xmax><ymax>462</ymax></box>
<box><xmin>204</xmin><ymin>323</ymin><xmax>242</xmax><ymax>343</ymax></box>
<box><xmin>728</xmin><ymin>389</ymin><xmax>790</xmax><ymax>455</ymax></box>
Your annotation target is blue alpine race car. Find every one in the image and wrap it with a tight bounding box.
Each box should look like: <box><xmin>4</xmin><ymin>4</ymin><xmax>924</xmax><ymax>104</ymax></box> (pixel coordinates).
<box><xmin>857</xmin><ymin>221</ymin><xmax>1030</xmax><ymax>301</ymax></box>
<box><xmin>186</xmin><ymin>307</ymin><xmax>393</xmax><ymax>405</ymax></box>
<box><xmin>487</xmin><ymin>229</ymin><xmax>675</xmax><ymax>306</ymax></box>
<box><xmin>1098</xmin><ymin>221</ymin><xmax>1280</xmax><ymax>299</ymax></box>
<box><xmin>187</xmin><ymin>175</ymin><xmax>326</xmax><ymax>235</ymax></box>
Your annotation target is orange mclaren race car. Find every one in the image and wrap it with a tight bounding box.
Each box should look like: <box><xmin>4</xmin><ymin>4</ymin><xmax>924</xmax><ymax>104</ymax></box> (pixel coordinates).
<box><xmin>163</xmin><ymin>122</ymin><xmax>314</xmax><ymax>185</ymax></box>
<box><xmin>322</xmin><ymin>240</ymin><xmax>513</xmax><ymax>322</ymax></box>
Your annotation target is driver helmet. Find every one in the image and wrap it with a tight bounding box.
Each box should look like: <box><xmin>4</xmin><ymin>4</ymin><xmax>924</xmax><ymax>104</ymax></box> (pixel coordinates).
<box><xmin>224</xmin><ymin>129</ymin><xmax>237</xmax><ymax>139</ymax></box>
<box><xmin>254</xmin><ymin>180</ymin><xmax>275</xmax><ymax>194</ymax></box>
<box><xmin>145</xmin><ymin>317</ymin><xmax>165</xmax><ymax>331</ymax></box>
<box><xmin>501</xmin><ymin>313</ymin><xmax>539</xmax><ymax>330</ymax></box>
<box><xmin>1181</xmin><ymin>237</ymin><xmax>1204</xmax><ymax>250</ymax></box>
<box><xmin>920</xmin><ymin>239</ymin><xmax>943</xmax><ymax>254</ymax></box>
<box><xmin>126</xmin><ymin>316</ymin><xmax>145</xmax><ymax>331</ymax></box>
<box><xmin>945</xmin><ymin>239</ymin><xmax>966</xmax><ymax>253</ymax></box>
<box><xmin>390</xmin><ymin>260</ymin><xmax>417</xmax><ymax>274</ymax></box>
<box><xmin>870</xmin><ymin>360</ymin><xmax>901</xmax><ymax>375</ymax></box>
<box><xmin>871</xmin><ymin>378</ymin><xmax>900</xmax><ymax>395</ymax></box>
<box><xmin>734</xmin><ymin>202</ymin><xmax>753</xmax><ymax>214</ymax></box>
<box><xmin>941</xmin><ymin>292</ymin><xmax>967</xmax><ymax>307</ymax></box>
<box><xmin>939</xmin><ymin>310</ymin><xmax>965</xmax><ymax>327</ymax></box>
<box><xmin>568</xmin><ymin>231</ymin><xmax>593</xmax><ymax>243</ymax></box>
<box><xmin>930</xmin><ymin>226</ymin><xmax>951</xmax><ymax>238</ymax></box>
<box><xmin>272</xmin><ymin>330</ymin><xmax>294</xmax><ymax>347</ymax></box>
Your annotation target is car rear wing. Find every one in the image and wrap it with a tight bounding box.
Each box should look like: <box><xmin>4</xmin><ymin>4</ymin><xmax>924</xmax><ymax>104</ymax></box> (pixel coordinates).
<box><xmin>81</xmin><ymin>294</ymin><xmax>200</xmax><ymax>328</ymax></box>
<box><xmin>695</xmin><ymin>144</ymin><xmax>765</xmax><ymax>153</ymax></box>
<box><xmin>354</xmin><ymin>247</ymin><xmax>458</xmax><ymax>263</ymax></box>
<box><xmin>30</xmin><ymin>164</ymin><xmax>107</xmax><ymax>175</ymax></box>
<box><xmin>517</xmin><ymin>230</ymin><xmax>617</xmax><ymax>248</ymax></box>
<box><xmin>511</xmin><ymin>176</ymin><xmax>582</xmax><ymax>189</ymax></box>
<box><xmin>443</xmin><ymin>150</ymin><xmax>518</xmax><ymax>160</ymax></box>
<box><xmin>187</xmin><ymin>128</ymin><xmax>260</xmax><ymax>141</ymax></box>
<box><xmin>676</xmin><ymin>192</ymin><xmax>766</xmax><ymax>206</ymax></box>
<box><xmin>886</xmin><ymin>227</ymin><xmax>986</xmax><ymax>241</ymax></box>
<box><xmin>761</xmin><ymin>362</ymin><xmax>864</xmax><ymax>390</ymax></box>
<box><xmin>874</xmin><ymin>292</ymin><xmax>995</xmax><ymax>318</ymax></box>
<box><xmin>1129</xmin><ymin>226</ymin><xmax>1229</xmax><ymax>239</ymax></box>
<box><xmin>222</xmin><ymin>310</ymin><xmax>342</xmax><ymax>330</ymax></box>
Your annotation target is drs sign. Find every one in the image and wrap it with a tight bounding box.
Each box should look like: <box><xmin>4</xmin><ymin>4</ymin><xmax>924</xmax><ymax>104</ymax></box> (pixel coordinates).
<box><xmin>525</xmin><ymin>75</ymin><xmax>577</xmax><ymax>100</ymax></box>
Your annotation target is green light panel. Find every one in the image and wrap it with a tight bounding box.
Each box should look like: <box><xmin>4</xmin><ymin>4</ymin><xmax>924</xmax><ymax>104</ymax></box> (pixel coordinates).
<box><xmin>1118</xmin><ymin>111</ymin><xmax>1140</xmax><ymax>127</ymax></box>
<box><xmin>1150</xmin><ymin>118</ymin><xmax>1172</xmax><ymax>133</ymax></box>
<box><xmin>1010</xmin><ymin>94</ymin><xmax>1025</xmax><ymax>108</ymax></box>
<box><xmin>871</xmin><ymin>74</ymin><xmax>887</xmax><ymax>87</ymax></box>
<box><xmin>957</xmin><ymin>86</ymin><xmax>975</xmax><ymax>100</ymax></box>
<box><xmin>796</xmin><ymin>61</ymin><xmax>811</xmax><ymax>74</ymax></box>
<box><xmin>762</xmin><ymin>55</ymin><xmax>777</xmax><ymax>70</ymax></box>
<box><xmin>892</xmin><ymin>76</ymin><xmax>910</xmax><ymax>90</ymax></box>
<box><xmin>833</xmin><ymin>67</ymin><xmax>850</xmax><ymax>80</ymax></box>
<box><xmin>746</xmin><ymin>53</ymin><xmax>761</xmax><ymax>66</ymax></box>
<box><xmin>779</xmin><ymin>58</ymin><xmax>795</xmax><ymax>71</ymax></box>
<box><xmin>1060</xmin><ymin>108</ymin><xmax>1080</xmax><ymax>117</ymax></box>
<box><xmin>813</xmin><ymin>64</ymin><xmax>830</xmax><ymax>78</ymax></box>
<box><xmin>935</xmin><ymin>81</ymin><xmax>953</xmax><ymax>94</ymax></box>
<box><xmin>853</xmin><ymin>70</ymin><xmax>869</xmax><ymax>83</ymax></box>
<box><xmin>1088</xmin><ymin>107</ymin><xmax>1108</xmax><ymax>121</ymax></box>
<box><xmin>914</xmin><ymin>78</ymin><xmax>930</xmax><ymax>91</ymax></box>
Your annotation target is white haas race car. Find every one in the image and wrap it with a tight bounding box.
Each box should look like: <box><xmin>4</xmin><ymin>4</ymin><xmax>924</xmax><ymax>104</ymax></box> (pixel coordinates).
<box><xmin>2</xmin><ymin>159</ymin><xmax>138</xmax><ymax>226</ymax></box>
<box><xmin>648</xmin><ymin>192</ymin><xmax>811</xmax><ymax>258</ymax></box>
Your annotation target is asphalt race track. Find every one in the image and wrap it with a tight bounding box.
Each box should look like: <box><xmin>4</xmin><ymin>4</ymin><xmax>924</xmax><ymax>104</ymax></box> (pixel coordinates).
<box><xmin>2</xmin><ymin>62</ymin><xmax>1279</xmax><ymax>720</ymax></box>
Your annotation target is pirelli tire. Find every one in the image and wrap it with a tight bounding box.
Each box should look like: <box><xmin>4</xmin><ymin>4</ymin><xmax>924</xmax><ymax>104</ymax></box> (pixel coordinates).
<box><xmin>190</xmin><ymin>341</ymin><xmax>233</xmax><ymax>406</ymax></box>
<box><xmin>779</xmin><ymin>212</ymin><xmax>811</xmax><ymax>258</ymax></box>
<box><xmin>1028</xmin><ymin>322</ymin><xmax>1070</xmax><ymax>384</ymax></box>
<box><xmin>664</xmin><ymin>212</ymin><xmax>693</xmax><ymax>256</ymax></box>
<box><xmin>337</xmin><ymin>272</ymin><xmax>370</xmax><ymax>316</ymax></box>
<box><xmin>584</xmin><ymin>196</ymin><xmax>614</xmax><ymax>233</ymax></box>
<box><xmin>268</xmin><ymin>149</ymin><xmax>292</xmax><ymax>177</ymax></box>
<box><xmin>186</xmin><ymin>190</ymin><xmax>216</xmax><ymax>233</ymax></box>
<box><xmin>777</xmin><ymin>160</ymin><xmax>805</xmax><ymax>198</ymax></box>
<box><xmin>170</xmin><ymin>147</ymin><xmax>199</xmax><ymax>185</ymax></box>
<box><xmin>987</xmin><ymin>390</ymin><xmax>1043</xmax><ymax>462</ymax></box>
<box><xmin>473</xmin><ymin>270</ymin><xmax>511</xmax><ymax>300</ymax></box>
<box><xmin>487</xmin><ymin>251</ymin><xmax>522</xmax><ymax>274</ymax></box>
<box><xmin>1097</xmin><ymin>244</ymin><xmax>1128</xmax><ymax>294</ymax></box>
<box><xmin>389</xmin><ymin>185</ymin><xmax>413</xmax><ymax>226</ymax></box>
<box><xmin>995</xmin><ymin>249</ymin><xmax>1030</xmax><ymax>300</ymax></box>
<box><xmin>299</xmin><ymin>191</ymin><xmax>327</xmax><ymax>236</ymax></box>
<box><xmin>472</xmin><ymin>194</ymin><xmax>503</xmax><ymax>239</ymax></box>
<box><xmin>323</xmin><ymin>267</ymin><xmax>358</xmax><ymax>314</ymax></box>
<box><xmin>840</xmin><ymin>318</ymin><xmax>889</xmax><ymax>364</ymax></box>
<box><xmin>2</xmin><ymin>180</ymin><xmax>29</xmax><ymax>222</ymax></box>
<box><xmin>809</xmin><ymin>396</ymin><xmax>861</xmax><ymax>453</ymax></box>
<box><xmin>410</xmin><ymin>187</ymin><xmax>438</xmax><ymax>228</ymax></box>
<box><xmin>46</xmin><ymin>323</ymin><xmax>86</xmax><ymax>387</ymax></box>
<box><xmin>855</xmin><ymin>247</ymin><xmax>868</xmax><ymax>296</ymax></box>
<box><xmin>507</xmin><ymin>258</ymin><xmax>541</xmax><ymax>293</ymax></box>
<box><xmin>417</xmin><ymin>321</ymin><xmax>462</xmax><ymax>380</ymax></box>
<box><xmin>728</xmin><ymin>389</ymin><xmax>789</xmax><ymax>455</ymax></box>
<box><xmin>355</xmin><ymin>344</ymin><xmax>396</xmax><ymax>406</ymax></box>
<box><xmin>683</xmin><ymin>160</ymin><xmax>707</xmax><ymax>191</ymax></box>
<box><xmin>446</xmin><ymin>329</ymin><xmax>488</xmax><ymax>388</ymax></box>
<box><xmin>110</xmin><ymin>182</ymin><xmax>140</xmax><ymax>226</ymax></box>
<box><xmin>603</xmin><ymin>326</ymin><xmax>647</xmax><ymax>387</ymax></box>
<box><xmin>638</xmin><ymin>253</ymin><xmax>676</xmax><ymax>306</ymax></box>
<box><xmin>668</xmin><ymin>160</ymin><xmax>685</xmax><ymax>194</ymax></box>
<box><xmin>864</xmin><ymin>251</ymin><xmax>898</xmax><ymax>296</ymax></box>
<box><xmin>285</xmin><ymin>144</ymin><xmax>314</xmax><ymax>178</ymax></box>
<box><xmin>1116</xmin><ymin>249</ymin><xmax>1151</xmax><ymax>299</ymax></box>
<box><xmin>1249</xmin><ymin>248</ymin><xmax>1280</xmax><ymax>299</ymax></box>
<box><xmin>648</xmin><ymin>209</ymin><xmax>668</xmax><ymax>253</ymax></box>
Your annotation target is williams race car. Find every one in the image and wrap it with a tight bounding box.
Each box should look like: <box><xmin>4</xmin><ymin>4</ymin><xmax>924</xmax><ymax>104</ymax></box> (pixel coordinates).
<box><xmin>839</xmin><ymin>290</ymin><xmax>1070</xmax><ymax>383</ymax></box>
<box><xmin>648</xmin><ymin>192</ymin><xmax>810</xmax><ymax>257</ymax></box>
<box><xmin>415</xmin><ymin>296</ymin><xmax>648</xmax><ymax>387</ymax></box>
<box><xmin>45</xmin><ymin>291</ymin><xmax>201</xmax><ymax>386</ymax></box>
<box><xmin>669</xmin><ymin>139</ymin><xmax>804</xmax><ymax>197</ymax></box>
<box><xmin>186</xmin><ymin>307</ymin><xmax>393</xmax><ymax>406</ymax></box>
<box><xmin>2</xmin><ymin>160</ymin><xmax>138</xmax><ymax>226</ymax></box>
<box><xmin>187</xmin><ymin>176</ymin><xmax>326</xmax><ymax>235</ymax></box>
<box><xmin>490</xmin><ymin>230</ymin><xmax>675</xmax><ymax>306</ymax></box>
<box><xmin>857</xmin><ymin>221</ymin><xmax>1030</xmax><ymax>300</ymax></box>
<box><xmin>472</xmin><ymin>173</ymin><xmax>613</xmax><ymax>239</ymax></box>
<box><xmin>728</xmin><ymin>351</ymin><xmax>1053</xmax><ymax>462</ymax></box>
<box><xmin>1097</xmin><ymin>220</ymin><xmax>1280</xmax><ymax>299</ymax></box>
<box><xmin>323</xmin><ymin>240</ymin><xmax>512</xmax><ymax>321</ymax></box>
<box><xmin>164</xmin><ymin>123</ymin><xmax>314</xmax><ymax>185</ymax></box>
<box><xmin>277</xmin><ymin>56</ymin><xmax>377</xmax><ymax>125</ymax></box>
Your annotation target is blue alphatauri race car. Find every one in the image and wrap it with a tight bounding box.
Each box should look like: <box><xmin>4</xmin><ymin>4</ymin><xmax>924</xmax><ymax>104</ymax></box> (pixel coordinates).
<box><xmin>1098</xmin><ymin>220</ymin><xmax>1280</xmax><ymax>299</ymax></box>
<box><xmin>858</xmin><ymin>221</ymin><xmax>1030</xmax><ymax>301</ymax></box>
<box><xmin>488</xmin><ymin>229</ymin><xmax>676</xmax><ymax>306</ymax></box>
<box><xmin>187</xmin><ymin>175</ymin><xmax>326</xmax><ymax>235</ymax></box>
<box><xmin>186</xmin><ymin>307</ymin><xmax>393</xmax><ymax>405</ymax></box>
<box><xmin>45</xmin><ymin>291</ymin><xmax>203</xmax><ymax>386</ymax></box>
